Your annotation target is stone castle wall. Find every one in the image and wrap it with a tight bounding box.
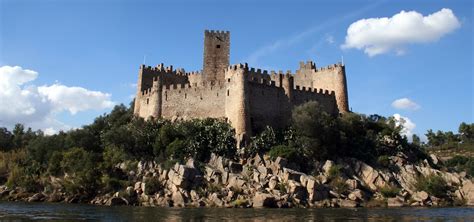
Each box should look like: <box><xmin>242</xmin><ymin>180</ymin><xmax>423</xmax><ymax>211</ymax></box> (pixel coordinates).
<box><xmin>133</xmin><ymin>30</ymin><xmax>349</xmax><ymax>140</ymax></box>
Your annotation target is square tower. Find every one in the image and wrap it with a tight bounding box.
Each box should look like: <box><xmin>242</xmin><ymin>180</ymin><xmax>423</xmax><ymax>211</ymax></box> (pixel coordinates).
<box><xmin>203</xmin><ymin>30</ymin><xmax>230</xmax><ymax>83</ymax></box>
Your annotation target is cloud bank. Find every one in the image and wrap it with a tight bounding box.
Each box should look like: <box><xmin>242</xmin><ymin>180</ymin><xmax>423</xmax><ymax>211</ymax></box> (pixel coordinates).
<box><xmin>391</xmin><ymin>98</ymin><xmax>420</xmax><ymax>110</ymax></box>
<box><xmin>0</xmin><ymin>66</ymin><xmax>114</xmax><ymax>134</ymax></box>
<box><xmin>342</xmin><ymin>8</ymin><xmax>460</xmax><ymax>56</ymax></box>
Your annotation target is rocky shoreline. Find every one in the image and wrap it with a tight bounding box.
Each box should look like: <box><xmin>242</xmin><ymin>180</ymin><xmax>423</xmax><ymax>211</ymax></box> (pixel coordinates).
<box><xmin>1</xmin><ymin>153</ymin><xmax>473</xmax><ymax>208</ymax></box>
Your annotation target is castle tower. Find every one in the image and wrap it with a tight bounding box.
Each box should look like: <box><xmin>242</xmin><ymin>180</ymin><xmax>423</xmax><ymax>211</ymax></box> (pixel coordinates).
<box><xmin>203</xmin><ymin>30</ymin><xmax>230</xmax><ymax>83</ymax></box>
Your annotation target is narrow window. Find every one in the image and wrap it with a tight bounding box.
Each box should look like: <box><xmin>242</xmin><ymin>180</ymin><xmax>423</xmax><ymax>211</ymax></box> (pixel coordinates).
<box><xmin>165</xmin><ymin>92</ymin><xmax>168</xmax><ymax>101</ymax></box>
<box><xmin>227</xmin><ymin>90</ymin><xmax>229</xmax><ymax>96</ymax></box>
<box><xmin>146</xmin><ymin>98</ymin><xmax>149</xmax><ymax>104</ymax></box>
<box><xmin>216</xmin><ymin>45</ymin><xmax>221</xmax><ymax>48</ymax></box>
<box><xmin>185</xmin><ymin>93</ymin><xmax>187</xmax><ymax>99</ymax></box>
<box><xmin>217</xmin><ymin>93</ymin><xmax>219</xmax><ymax>97</ymax></box>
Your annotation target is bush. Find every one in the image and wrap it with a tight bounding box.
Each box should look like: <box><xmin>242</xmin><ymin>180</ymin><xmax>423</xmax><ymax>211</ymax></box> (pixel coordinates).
<box><xmin>61</xmin><ymin>147</ymin><xmax>100</xmax><ymax>196</ymax></box>
<box><xmin>377</xmin><ymin>155</ymin><xmax>391</xmax><ymax>168</ymax></box>
<box><xmin>268</xmin><ymin>145</ymin><xmax>300</xmax><ymax>162</ymax></box>
<box><xmin>166</xmin><ymin>139</ymin><xmax>187</xmax><ymax>161</ymax></box>
<box><xmin>144</xmin><ymin>177</ymin><xmax>162</xmax><ymax>195</ymax></box>
<box><xmin>328</xmin><ymin>164</ymin><xmax>343</xmax><ymax>180</ymax></box>
<box><xmin>414</xmin><ymin>174</ymin><xmax>448</xmax><ymax>197</ymax></box>
<box><xmin>380</xmin><ymin>185</ymin><xmax>401</xmax><ymax>198</ymax></box>
<box><xmin>329</xmin><ymin>176</ymin><xmax>348</xmax><ymax>195</ymax></box>
<box><xmin>247</xmin><ymin>126</ymin><xmax>277</xmax><ymax>157</ymax></box>
<box><xmin>445</xmin><ymin>155</ymin><xmax>474</xmax><ymax>177</ymax></box>
<box><xmin>101</xmin><ymin>175</ymin><xmax>125</xmax><ymax>193</ymax></box>
<box><xmin>47</xmin><ymin>151</ymin><xmax>63</xmax><ymax>176</ymax></box>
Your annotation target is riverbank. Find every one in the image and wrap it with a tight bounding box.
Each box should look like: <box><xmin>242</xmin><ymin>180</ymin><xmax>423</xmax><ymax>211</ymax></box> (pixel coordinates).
<box><xmin>1</xmin><ymin>152</ymin><xmax>473</xmax><ymax>208</ymax></box>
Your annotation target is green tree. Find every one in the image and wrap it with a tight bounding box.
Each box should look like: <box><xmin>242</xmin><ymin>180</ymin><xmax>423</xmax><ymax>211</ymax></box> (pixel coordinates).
<box><xmin>412</xmin><ymin>134</ymin><xmax>421</xmax><ymax>146</ymax></box>
<box><xmin>0</xmin><ymin>127</ymin><xmax>13</xmax><ymax>151</ymax></box>
<box><xmin>61</xmin><ymin>147</ymin><xmax>100</xmax><ymax>196</ymax></box>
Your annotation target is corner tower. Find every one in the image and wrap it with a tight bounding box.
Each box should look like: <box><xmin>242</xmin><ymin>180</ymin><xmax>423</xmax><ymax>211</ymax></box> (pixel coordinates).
<box><xmin>203</xmin><ymin>30</ymin><xmax>230</xmax><ymax>83</ymax></box>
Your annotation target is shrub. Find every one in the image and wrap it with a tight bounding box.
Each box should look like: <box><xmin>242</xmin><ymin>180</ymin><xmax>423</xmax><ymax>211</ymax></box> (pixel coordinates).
<box><xmin>144</xmin><ymin>177</ymin><xmax>162</xmax><ymax>195</ymax></box>
<box><xmin>47</xmin><ymin>151</ymin><xmax>63</xmax><ymax>176</ymax></box>
<box><xmin>328</xmin><ymin>164</ymin><xmax>343</xmax><ymax>180</ymax></box>
<box><xmin>165</xmin><ymin>139</ymin><xmax>187</xmax><ymax>161</ymax></box>
<box><xmin>445</xmin><ymin>155</ymin><xmax>474</xmax><ymax>177</ymax></box>
<box><xmin>61</xmin><ymin>147</ymin><xmax>100</xmax><ymax>196</ymax></box>
<box><xmin>247</xmin><ymin>126</ymin><xmax>277</xmax><ymax>157</ymax></box>
<box><xmin>329</xmin><ymin>176</ymin><xmax>348</xmax><ymax>195</ymax></box>
<box><xmin>268</xmin><ymin>145</ymin><xmax>300</xmax><ymax>162</ymax></box>
<box><xmin>380</xmin><ymin>185</ymin><xmax>401</xmax><ymax>198</ymax></box>
<box><xmin>101</xmin><ymin>175</ymin><xmax>125</xmax><ymax>193</ymax></box>
<box><xmin>414</xmin><ymin>174</ymin><xmax>448</xmax><ymax>197</ymax></box>
<box><xmin>377</xmin><ymin>155</ymin><xmax>391</xmax><ymax>168</ymax></box>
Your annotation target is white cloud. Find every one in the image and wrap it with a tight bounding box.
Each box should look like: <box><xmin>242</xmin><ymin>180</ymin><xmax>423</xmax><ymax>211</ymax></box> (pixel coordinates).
<box><xmin>38</xmin><ymin>84</ymin><xmax>114</xmax><ymax>115</ymax></box>
<box><xmin>325</xmin><ymin>34</ymin><xmax>335</xmax><ymax>44</ymax></box>
<box><xmin>0</xmin><ymin>65</ymin><xmax>115</xmax><ymax>133</ymax></box>
<box><xmin>391</xmin><ymin>98</ymin><xmax>420</xmax><ymax>110</ymax></box>
<box><xmin>393</xmin><ymin>113</ymin><xmax>416</xmax><ymax>137</ymax></box>
<box><xmin>342</xmin><ymin>8</ymin><xmax>461</xmax><ymax>56</ymax></box>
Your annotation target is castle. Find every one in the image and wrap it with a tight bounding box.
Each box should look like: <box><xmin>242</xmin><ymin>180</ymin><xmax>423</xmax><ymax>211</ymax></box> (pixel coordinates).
<box><xmin>134</xmin><ymin>30</ymin><xmax>349</xmax><ymax>144</ymax></box>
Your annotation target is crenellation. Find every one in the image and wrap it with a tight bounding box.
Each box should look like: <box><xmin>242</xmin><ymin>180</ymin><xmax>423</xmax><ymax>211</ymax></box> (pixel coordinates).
<box><xmin>134</xmin><ymin>30</ymin><xmax>349</xmax><ymax>143</ymax></box>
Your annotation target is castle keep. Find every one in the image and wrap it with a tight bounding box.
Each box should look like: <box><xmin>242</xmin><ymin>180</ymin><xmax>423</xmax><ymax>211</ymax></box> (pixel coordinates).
<box><xmin>134</xmin><ymin>30</ymin><xmax>349</xmax><ymax>143</ymax></box>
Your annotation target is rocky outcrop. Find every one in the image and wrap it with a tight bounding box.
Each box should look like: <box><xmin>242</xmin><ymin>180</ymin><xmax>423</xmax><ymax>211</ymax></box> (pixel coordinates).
<box><xmin>1</xmin><ymin>152</ymin><xmax>473</xmax><ymax>208</ymax></box>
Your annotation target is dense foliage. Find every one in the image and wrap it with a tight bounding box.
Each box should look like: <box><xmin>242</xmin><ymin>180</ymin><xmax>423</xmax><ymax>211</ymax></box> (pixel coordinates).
<box><xmin>0</xmin><ymin>102</ymin><xmax>236</xmax><ymax>196</ymax></box>
<box><xmin>246</xmin><ymin>101</ymin><xmax>425</xmax><ymax>169</ymax></box>
<box><xmin>424</xmin><ymin>122</ymin><xmax>474</xmax><ymax>149</ymax></box>
<box><xmin>0</xmin><ymin>100</ymin><xmax>447</xmax><ymax>196</ymax></box>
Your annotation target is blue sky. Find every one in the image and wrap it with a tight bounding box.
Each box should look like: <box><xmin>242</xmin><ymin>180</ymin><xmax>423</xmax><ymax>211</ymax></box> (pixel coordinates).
<box><xmin>0</xmin><ymin>0</ymin><xmax>472</xmax><ymax>138</ymax></box>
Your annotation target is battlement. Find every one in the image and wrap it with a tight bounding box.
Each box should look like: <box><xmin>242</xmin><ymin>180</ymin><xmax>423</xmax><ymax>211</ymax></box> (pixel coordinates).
<box><xmin>316</xmin><ymin>62</ymin><xmax>344</xmax><ymax>72</ymax></box>
<box><xmin>204</xmin><ymin>30</ymin><xmax>230</xmax><ymax>35</ymax></box>
<box><xmin>299</xmin><ymin>61</ymin><xmax>316</xmax><ymax>70</ymax></box>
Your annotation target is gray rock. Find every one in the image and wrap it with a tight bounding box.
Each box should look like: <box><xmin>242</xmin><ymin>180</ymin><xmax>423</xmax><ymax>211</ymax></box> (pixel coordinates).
<box><xmin>339</xmin><ymin>199</ymin><xmax>358</xmax><ymax>208</ymax></box>
<box><xmin>322</xmin><ymin>160</ymin><xmax>335</xmax><ymax>176</ymax></box>
<box><xmin>253</xmin><ymin>192</ymin><xmax>277</xmax><ymax>208</ymax></box>
<box><xmin>28</xmin><ymin>193</ymin><xmax>45</xmax><ymax>202</ymax></box>
<box><xmin>387</xmin><ymin>197</ymin><xmax>404</xmax><ymax>207</ymax></box>
<box><xmin>412</xmin><ymin>191</ymin><xmax>429</xmax><ymax>202</ymax></box>
<box><xmin>283</xmin><ymin>168</ymin><xmax>303</xmax><ymax>183</ymax></box>
<box><xmin>106</xmin><ymin>197</ymin><xmax>129</xmax><ymax>206</ymax></box>
<box><xmin>172</xmin><ymin>191</ymin><xmax>185</xmax><ymax>207</ymax></box>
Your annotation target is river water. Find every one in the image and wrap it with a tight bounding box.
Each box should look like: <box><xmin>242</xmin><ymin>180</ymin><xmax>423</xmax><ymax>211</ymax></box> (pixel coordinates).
<box><xmin>0</xmin><ymin>201</ymin><xmax>473</xmax><ymax>221</ymax></box>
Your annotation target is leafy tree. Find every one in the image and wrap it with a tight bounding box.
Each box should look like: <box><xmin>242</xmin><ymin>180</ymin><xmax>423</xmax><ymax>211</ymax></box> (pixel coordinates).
<box><xmin>0</xmin><ymin>127</ymin><xmax>13</xmax><ymax>151</ymax></box>
<box><xmin>12</xmin><ymin>124</ymin><xmax>25</xmax><ymax>149</ymax></box>
<box><xmin>412</xmin><ymin>134</ymin><xmax>421</xmax><ymax>146</ymax></box>
<box><xmin>459</xmin><ymin>122</ymin><xmax>474</xmax><ymax>143</ymax></box>
<box><xmin>61</xmin><ymin>147</ymin><xmax>100</xmax><ymax>196</ymax></box>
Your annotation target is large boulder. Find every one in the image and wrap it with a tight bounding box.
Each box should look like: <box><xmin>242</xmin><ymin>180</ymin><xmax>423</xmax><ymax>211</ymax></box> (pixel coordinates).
<box><xmin>461</xmin><ymin>179</ymin><xmax>474</xmax><ymax>206</ymax></box>
<box><xmin>172</xmin><ymin>191</ymin><xmax>186</xmax><ymax>207</ymax></box>
<box><xmin>322</xmin><ymin>160</ymin><xmax>335</xmax><ymax>176</ymax></box>
<box><xmin>387</xmin><ymin>197</ymin><xmax>405</xmax><ymax>207</ymax></box>
<box><xmin>253</xmin><ymin>192</ymin><xmax>277</xmax><ymax>208</ymax></box>
<box><xmin>106</xmin><ymin>197</ymin><xmax>129</xmax><ymax>206</ymax></box>
<box><xmin>227</xmin><ymin>174</ymin><xmax>246</xmax><ymax>189</ymax></box>
<box><xmin>412</xmin><ymin>191</ymin><xmax>429</xmax><ymax>202</ymax></box>
<box><xmin>288</xmin><ymin>180</ymin><xmax>307</xmax><ymax>202</ymax></box>
<box><xmin>339</xmin><ymin>199</ymin><xmax>358</xmax><ymax>208</ymax></box>
<box><xmin>28</xmin><ymin>193</ymin><xmax>45</xmax><ymax>202</ymax></box>
<box><xmin>283</xmin><ymin>168</ymin><xmax>303</xmax><ymax>183</ymax></box>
